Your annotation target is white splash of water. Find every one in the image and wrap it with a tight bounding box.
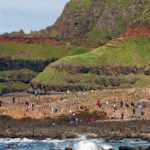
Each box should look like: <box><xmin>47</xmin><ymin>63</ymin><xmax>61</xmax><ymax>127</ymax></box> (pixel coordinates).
<box><xmin>74</xmin><ymin>140</ymin><xmax>100</xmax><ymax>150</ymax></box>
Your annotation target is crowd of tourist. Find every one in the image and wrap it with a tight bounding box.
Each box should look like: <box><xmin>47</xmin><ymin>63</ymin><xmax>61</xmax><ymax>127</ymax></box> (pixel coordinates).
<box><xmin>0</xmin><ymin>89</ymin><xmax>149</xmax><ymax>125</ymax></box>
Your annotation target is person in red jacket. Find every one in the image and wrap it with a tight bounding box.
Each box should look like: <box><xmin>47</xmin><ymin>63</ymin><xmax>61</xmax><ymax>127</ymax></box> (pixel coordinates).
<box><xmin>143</xmin><ymin>103</ymin><xmax>146</xmax><ymax>108</ymax></box>
<box><xmin>90</xmin><ymin>118</ymin><xmax>94</xmax><ymax>123</ymax></box>
<box><xmin>96</xmin><ymin>100</ymin><xmax>100</xmax><ymax>106</ymax></box>
<box><xmin>68</xmin><ymin>116</ymin><xmax>72</xmax><ymax>123</ymax></box>
<box><xmin>80</xmin><ymin>104</ymin><xmax>84</xmax><ymax>110</ymax></box>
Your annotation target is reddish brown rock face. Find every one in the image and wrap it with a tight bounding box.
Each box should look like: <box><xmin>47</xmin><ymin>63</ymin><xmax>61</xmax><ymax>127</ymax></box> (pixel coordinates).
<box><xmin>120</xmin><ymin>27</ymin><xmax>150</xmax><ymax>39</ymax></box>
<box><xmin>0</xmin><ymin>36</ymin><xmax>60</xmax><ymax>45</ymax></box>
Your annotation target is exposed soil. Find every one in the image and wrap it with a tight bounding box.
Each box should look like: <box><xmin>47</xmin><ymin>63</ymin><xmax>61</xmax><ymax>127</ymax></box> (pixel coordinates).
<box><xmin>111</xmin><ymin>40</ymin><xmax>122</xmax><ymax>43</ymax></box>
<box><xmin>85</xmin><ymin>44</ymin><xmax>95</xmax><ymax>50</ymax></box>
<box><xmin>120</xmin><ymin>27</ymin><xmax>150</xmax><ymax>39</ymax></box>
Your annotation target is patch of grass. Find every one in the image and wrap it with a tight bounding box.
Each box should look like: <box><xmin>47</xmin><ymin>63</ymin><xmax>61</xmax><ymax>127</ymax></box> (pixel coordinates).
<box><xmin>33</xmin><ymin>68</ymin><xmax>100</xmax><ymax>87</ymax></box>
<box><xmin>0</xmin><ymin>83</ymin><xmax>7</xmax><ymax>94</ymax></box>
<box><xmin>133</xmin><ymin>1</ymin><xmax>150</xmax><ymax>26</ymax></box>
<box><xmin>0</xmin><ymin>82</ymin><xmax>29</xmax><ymax>94</ymax></box>
<box><xmin>67</xmin><ymin>0</ymin><xmax>93</xmax><ymax>10</ymax></box>
<box><xmin>86</xmin><ymin>29</ymin><xmax>119</xmax><ymax>47</ymax></box>
<box><xmin>105</xmin><ymin>0</ymin><xmax>131</xmax><ymax>10</ymax></box>
<box><xmin>0</xmin><ymin>42</ymin><xmax>88</xmax><ymax>60</ymax></box>
<box><xmin>10</xmin><ymin>81</ymin><xmax>29</xmax><ymax>89</ymax></box>
<box><xmin>0</xmin><ymin>69</ymin><xmax>38</xmax><ymax>76</ymax></box>
<box><xmin>50</xmin><ymin>30</ymin><xmax>59</xmax><ymax>38</ymax></box>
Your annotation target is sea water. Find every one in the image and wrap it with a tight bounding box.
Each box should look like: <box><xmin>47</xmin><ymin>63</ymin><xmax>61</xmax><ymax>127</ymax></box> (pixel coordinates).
<box><xmin>0</xmin><ymin>135</ymin><xmax>150</xmax><ymax>150</ymax></box>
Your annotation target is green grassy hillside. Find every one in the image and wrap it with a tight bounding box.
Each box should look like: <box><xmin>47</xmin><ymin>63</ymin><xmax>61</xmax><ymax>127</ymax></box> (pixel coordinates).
<box><xmin>0</xmin><ymin>42</ymin><xmax>88</xmax><ymax>60</ymax></box>
<box><xmin>0</xmin><ymin>42</ymin><xmax>88</xmax><ymax>94</ymax></box>
<box><xmin>56</xmin><ymin>36</ymin><xmax>150</xmax><ymax>66</ymax></box>
<box><xmin>33</xmin><ymin>36</ymin><xmax>150</xmax><ymax>90</ymax></box>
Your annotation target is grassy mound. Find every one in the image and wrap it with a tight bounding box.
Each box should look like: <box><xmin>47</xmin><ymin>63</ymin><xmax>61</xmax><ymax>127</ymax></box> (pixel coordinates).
<box><xmin>33</xmin><ymin>36</ymin><xmax>150</xmax><ymax>89</ymax></box>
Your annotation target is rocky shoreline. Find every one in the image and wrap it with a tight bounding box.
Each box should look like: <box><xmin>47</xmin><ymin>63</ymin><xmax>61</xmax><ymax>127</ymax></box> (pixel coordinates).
<box><xmin>0</xmin><ymin>116</ymin><xmax>150</xmax><ymax>140</ymax></box>
<box><xmin>0</xmin><ymin>88</ymin><xmax>150</xmax><ymax>144</ymax></box>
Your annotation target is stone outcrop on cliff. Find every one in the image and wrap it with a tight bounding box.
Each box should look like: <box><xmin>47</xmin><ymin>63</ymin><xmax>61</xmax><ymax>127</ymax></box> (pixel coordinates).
<box><xmin>0</xmin><ymin>57</ymin><xmax>56</xmax><ymax>72</ymax></box>
<box><xmin>51</xmin><ymin>0</ymin><xmax>150</xmax><ymax>39</ymax></box>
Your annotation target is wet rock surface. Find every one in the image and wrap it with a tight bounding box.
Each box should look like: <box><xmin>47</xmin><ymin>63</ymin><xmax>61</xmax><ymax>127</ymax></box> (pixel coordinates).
<box><xmin>8</xmin><ymin>144</ymin><xmax>17</xmax><ymax>148</ymax></box>
<box><xmin>119</xmin><ymin>146</ymin><xmax>150</xmax><ymax>150</ymax></box>
<box><xmin>0</xmin><ymin>116</ymin><xmax>150</xmax><ymax>139</ymax></box>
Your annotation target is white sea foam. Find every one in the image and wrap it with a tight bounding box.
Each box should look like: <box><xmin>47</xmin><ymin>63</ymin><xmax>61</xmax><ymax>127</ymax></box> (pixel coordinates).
<box><xmin>73</xmin><ymin>135</ymin><xmax>112</xmax><ymax>150</ymax></box>
<box><xmin>0</xmin><ymin>138</ymin><xmax>34</xmax><ymax>144</ymax></box>
<box><xmin>74</xmin><ymin>140</ymin><xmax>99</xmax><ymax>150</ymax></box>
<box><xmin>100</xmin><ymin>144</ymin><xmax>112</xmax><ymax>150</ymax></box>
<box><xmin>20</xmin><ymin>138</ymin><xmax>35</xmax><ymax>143</ymax></box>
<box><xmin>0</xmin><ymin>138</ymin><xmax>21</xmax><ymax>143</ymax></box>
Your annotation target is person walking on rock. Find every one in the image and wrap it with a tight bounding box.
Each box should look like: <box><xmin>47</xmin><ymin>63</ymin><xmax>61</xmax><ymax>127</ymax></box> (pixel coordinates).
<box><xmin>32</xmin><ymin>102</ymin><xmax>34</xmax><ymax>110</ymax></box>
<box><xmin>113</xmin><ymin>104</ymin><xmax>117</xmax><ymax>112</ymax></box>
<box><xmin>55</xmin><ymin>107</ymin><xmax>58</xmax><ymax>113</ymax></box>
<box><xmin>111</xmin><ymin>114</ymin><xmax>114</xmax><ymax>119</ymax></box>
<box><xmin>138</xmin><ymin>102</ymin><xmax>141</xmax><ymax>108</ymax></box>
<box><xmin>131</xmin><ymin>102</ymin><xmax>135</xmax><ymax>108</ymax></box>
<box><xmin>121</xmin><ymin>101</ymin><xmax>123</xmax><ymax>108</ymax></box>
<box><xmin>141</xmin><ymin>109</ymin><xmax>144</xmax><ymax>115</ymax></box>
<box><xmin>51</xmin><ymin>106</ymin><xmax>54</xmax><ymax>114</ymax></box>
<box><xmin>133</xmin><ymin>108</ymin><xmax>135</xmax><ymax>114</ymax></box>
<box><xmin>68</xmin><ymin>116</ymin><xmax>72</xmax><ymax>123</ymax></box>
<box><xmin>34</xmin><ymin>90</ymin><xmax>37</xmax><ymax>96</ymax></box>
<box><xmin>105</xmin><ymin>101</ymin><xmax>109</xmax><ymax>106</ymax></box>
<box><xmin>12</xmin><ymin>97</ymin><xmax>15</xmax><ymax>104</ymax></box>
<box><xmin>75</xmin><ymin>117</ymin><xmax>78</xmax><ymax>125</ymax></box>
<box><xmin>121</xmin><ymin>112</ymin><xmax>124</xmax><ymax>119</ymax></box>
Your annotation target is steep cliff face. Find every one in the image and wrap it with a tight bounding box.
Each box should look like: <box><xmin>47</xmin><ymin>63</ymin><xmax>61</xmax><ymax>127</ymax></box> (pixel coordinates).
<box><xmin>51</xmin><ymin>0</ymin><xmax>150</xmax><ymax>41</ymax></box>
